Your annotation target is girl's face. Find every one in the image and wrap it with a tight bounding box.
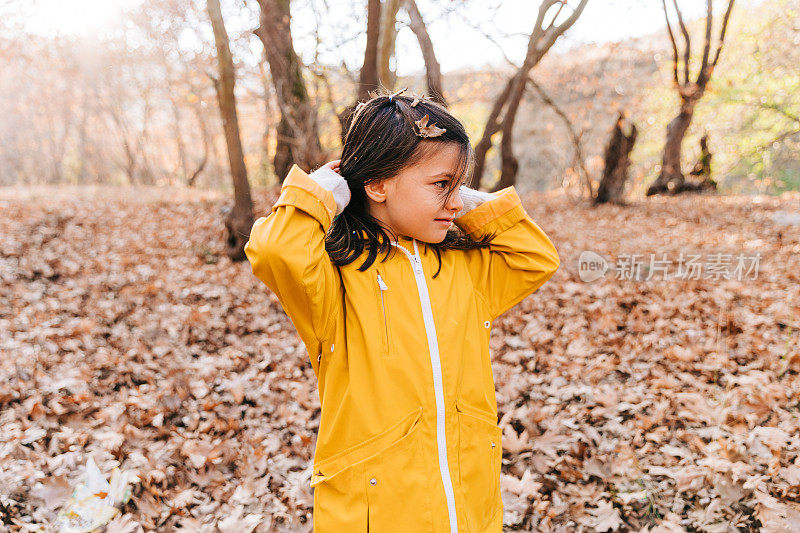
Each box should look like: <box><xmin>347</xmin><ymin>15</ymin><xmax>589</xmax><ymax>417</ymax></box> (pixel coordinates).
<box><xmin>365</xmin><ymin>143</ymin><xmax>466</xmax><ymax>244</ymax></box>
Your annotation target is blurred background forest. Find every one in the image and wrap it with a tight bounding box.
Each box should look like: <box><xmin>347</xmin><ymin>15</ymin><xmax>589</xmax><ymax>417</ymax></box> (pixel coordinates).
<box><xmin>1</xmin><ymin>0</ymin><xmax>798</xmax><ymax>197</ymax></box>
<box><xmin>2</xmin><ymin>0</ymin><xmax>799</xmax><ymax>532</ymax></box>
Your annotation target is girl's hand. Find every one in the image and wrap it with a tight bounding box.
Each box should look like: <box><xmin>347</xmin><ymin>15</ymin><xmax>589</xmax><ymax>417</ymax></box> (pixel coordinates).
<box><xmin>310</xmin><ymin>159</ymin><xmax>349</xmax><ymax>216</ymax></box>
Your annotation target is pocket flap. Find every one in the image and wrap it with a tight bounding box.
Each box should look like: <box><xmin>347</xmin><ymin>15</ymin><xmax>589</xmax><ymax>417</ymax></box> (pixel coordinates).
<box><xmin>455</xmin><ymin>399</ymin><xmax>498</xmax><ymax>426</ymax></box>
<box><xmin>310</xmin><ymin>406</ymin><xmax>423</xmax><ymax>487</ymax></box>
<box><xmin>456</xmin><ymin>398</ymin><xmax>497</xmax><ymax>426</ymax></box>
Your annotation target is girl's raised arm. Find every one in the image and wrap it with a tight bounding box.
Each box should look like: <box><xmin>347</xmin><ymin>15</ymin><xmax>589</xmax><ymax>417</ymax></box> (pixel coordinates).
<box><xmin>454</xmin><ymin>185</ymin><xmax>560</xmax><ymax>321</ymax></box>
<box><xmin>244</xmin><ymin>162</ymin><xmax>348</xmax><ymax>376</ymax></box>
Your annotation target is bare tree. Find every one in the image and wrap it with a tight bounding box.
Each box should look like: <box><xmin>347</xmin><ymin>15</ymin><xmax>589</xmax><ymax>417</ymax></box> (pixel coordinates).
<box><xmin>646</xmin><ymin>0</ymin><xmax>735</xmax><ymax>196</ymax></box>
<box><xmin>471</xmin><ymin>0</ymin><xmax>588</xmax><ymax>192</ymax></box>
<box><xmin>206</xmin><ymin>0</ymin><xmax>254</xmax><ymax>261</ymax></box>
<box><xmin>255</xmin><ymin>0</ymin><xmax>325</xmax><ymax>178</ymax></box>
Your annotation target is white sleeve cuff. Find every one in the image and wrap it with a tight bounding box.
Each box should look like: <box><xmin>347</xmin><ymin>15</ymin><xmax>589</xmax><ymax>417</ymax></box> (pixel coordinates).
<box><xmin>455</xmin><ymin>186</ymin><xmax>496</xmax><ymax>218</ymax></box>
<box><xmin>309</xmin><ymin>165</ymin><xmax>351</xmax><ymax>217</ymax></box>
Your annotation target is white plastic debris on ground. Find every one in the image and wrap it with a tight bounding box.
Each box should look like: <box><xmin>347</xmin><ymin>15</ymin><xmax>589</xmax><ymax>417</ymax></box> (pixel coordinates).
<box><xmin>55</xmin><ymin>457</ymin><xmax>136</xmax><ymax>533</ymax></box>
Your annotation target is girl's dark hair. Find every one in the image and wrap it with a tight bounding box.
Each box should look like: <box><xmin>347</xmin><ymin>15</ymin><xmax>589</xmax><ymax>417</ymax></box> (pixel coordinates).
<box><xmin>325</xmin><ymin>88</ymin><xmax>496</xmax><ymax>278</ymax></box>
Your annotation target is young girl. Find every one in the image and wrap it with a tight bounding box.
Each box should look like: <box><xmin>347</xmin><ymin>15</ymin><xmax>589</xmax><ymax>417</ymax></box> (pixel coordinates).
<box><xmin>244</xmin><ymin>87</ymin><xmax>559</xmax><ymax>533</ymax></box>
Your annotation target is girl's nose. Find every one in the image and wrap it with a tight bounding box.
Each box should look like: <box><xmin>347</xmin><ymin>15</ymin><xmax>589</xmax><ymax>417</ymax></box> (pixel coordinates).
<box><xmin>446</xmin><ymin>188</ymin><xmax>464</xmax><ymax>213</ymax></box>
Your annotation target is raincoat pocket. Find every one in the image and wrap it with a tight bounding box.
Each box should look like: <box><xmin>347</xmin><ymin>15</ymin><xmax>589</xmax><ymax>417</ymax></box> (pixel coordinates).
<box><xmin>374</xmin><ymin>268</ymin><xmax>395</xmax><ymax>358</ymax></box>
<box><xmin>310</xmin><ymin>407</ymin><xmax>430</xmax><ymax>532</ymax></box>
<box><xmin>456</xmin><ymin>399</ymin><xmax>503</xmax><ymax>532</ymax></box>
<box><xmin>364</xmin><ymin>408</ymin><xmax>433</xmax><ymax>532</ymax></box>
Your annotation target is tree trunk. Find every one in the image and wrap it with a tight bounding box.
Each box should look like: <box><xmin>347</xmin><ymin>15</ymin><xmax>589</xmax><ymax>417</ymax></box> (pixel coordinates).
<box><xmin>677</xmin><ymin>133</ymin><xmax>717</xmax><ymax>193</ymax></box>
<box><xmin>688</xmin><ymin>134</ymin><xmax>712</xmax><ymax>181</ymax></box>
<box><xmin>255</xmin><ymin>0</ymin><xmax>325</xmax><ymax>177</ymax></box>
<box><xmin>186</xmin><ymin>71</ymin><xmax>211</xmax><ymax>188</ymax></box>
<box><xmin>378</xmin><ymin>0</ymin><xmax>401</xmax><ymax>91</ymax></box>
<box><xmin>274</xmin><ymin>115</ymin><xmax>294</xmax><ymax>182</ymax></box>
<box><xmin>403</xmin><ymin>0</ymin><xmax>446</xmax><ymax>106</ymax></box>
<box><xmin>257</xmin><ymin>53</ymin><xmax>275</xmax><ymax>185</ymax></box>
<box><xmin>359</xmin><ymin>0</ymin><xmax>382</xmax><ymax>101</ymax></box>
<box><xmin>494</xmin><ymin>69</ymin><xmax>529</xmax><ymax>192</ymax></box>
<box><xmin>595</xmin><ymin>112</ymin><xmax>638</xmax><ymax>205</ymax></box>
<box><xmin>76</xmin><ymin>93</ymin><xmax>91</xmax><ymax>184</ymax></box>
<box><xmin>339</xmin><ymin>0</ymin><xmax>382</xmax><ymax>141</ymax></box>
<box><xmin>647</xmin><ymin>99</ymin><xmax>695</xmax><ymax>195</ymax></box>
<box><xmin>187</xmin><ymin>100</ymin><xmax>210</xmax><ymax>188</ymax></box>
<box><xmin>206</xmin><ymin>0</ymin><xmax>254</xmax><ymax>262</ymax></box>
<box><xmin>169</xmin><ymin>92</ymin><xmax>188</xmax><ymax>185</ymax></box>
<box><xmin>471</xmin><ymin>76</ymin><xmax>514</xmax><ymax>189</ymax></box>
<box><xmin>138</xmin><ymin>94</ymin><xmax>156</xmax><ymax>186</ymax></box>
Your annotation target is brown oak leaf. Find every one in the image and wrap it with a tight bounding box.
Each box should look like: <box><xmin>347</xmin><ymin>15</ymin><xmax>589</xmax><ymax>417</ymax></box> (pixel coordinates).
<box><xmin>414</xmin><ymin>114</ymin><xmax>446</xmax><ymax>138</ymax></box>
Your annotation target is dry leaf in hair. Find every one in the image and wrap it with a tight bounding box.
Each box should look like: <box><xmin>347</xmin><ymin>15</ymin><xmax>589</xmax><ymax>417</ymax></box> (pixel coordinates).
<box><xmin>415</xmin><ymin>114</ymin><xmax>446</xmax><ymax>138</ymax></box>
<box><xmin>410</xmin><ymin>93</ymin><xmax>430</xmax><ymax>107</ymax></box>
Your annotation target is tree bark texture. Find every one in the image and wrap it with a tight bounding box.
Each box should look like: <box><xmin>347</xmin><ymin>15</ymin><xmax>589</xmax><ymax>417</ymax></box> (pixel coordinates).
<box><xmin>255</xmin><ymin>0</ymin><xmax>324</xmax><ymax>177</ymax></box>
<box><xmin>404</xmin><ymin>0</ymin><xmax>446</xmax><ymax>106</ymax></box>
<box><xmin>206</xmin><ymin>0</ymin><xmax>254</xmax><ymax>261</ymax></box>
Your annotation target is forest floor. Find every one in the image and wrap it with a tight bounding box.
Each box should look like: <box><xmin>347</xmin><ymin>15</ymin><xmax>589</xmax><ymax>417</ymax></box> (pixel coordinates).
<box><xmin>1</xmin><ymin>185</ymin><xmax>799</xmax><ymax>532</ymax></box>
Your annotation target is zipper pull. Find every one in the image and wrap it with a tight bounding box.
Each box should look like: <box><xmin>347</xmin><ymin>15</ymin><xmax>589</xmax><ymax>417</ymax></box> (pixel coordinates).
<box><xmin>377</xmin><ymin>273</ymin><xmax>388</xmax><ymax>290</ymax></box>
<box><xmin>411</xmin><ymin>255</ymin><xmax>423</xmax><ymax>274</ymax></box>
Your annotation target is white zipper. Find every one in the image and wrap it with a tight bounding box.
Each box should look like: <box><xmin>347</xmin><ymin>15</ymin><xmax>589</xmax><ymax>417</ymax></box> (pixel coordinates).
<box><xmin>390</xmin><ymin>239</ymin><xmax>458</xmax><ymax>533</ymax></box>
<box><xmin>377</xmin><ymin>273</ymin><xmax>390</xmax><ymax>352</ymax></box>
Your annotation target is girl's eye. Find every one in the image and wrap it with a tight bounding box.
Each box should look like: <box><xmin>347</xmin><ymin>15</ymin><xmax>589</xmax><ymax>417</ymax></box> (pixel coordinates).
<box><xmin>434</xmin><ymin>180</ymin><xmax>448</xmax><ymax>189</ymax></box>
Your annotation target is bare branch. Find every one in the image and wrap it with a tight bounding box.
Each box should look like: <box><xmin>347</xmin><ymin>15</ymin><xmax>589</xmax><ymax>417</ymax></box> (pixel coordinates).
<box><xmin>662</xmin><ymin>0</ymin><xmax>681</xmax><ymax>88</ymax></box>
<box><xmin>711</xmin><ymin>0</ymin><xmax>736</xmax><ymax>68</ymax></box>
<box><xmin>543</xmin><ymin>0</ymin><xmax>567</xmax><ymax>34</ymax></box>
<box><xmin>670</xmin><ymin>0</ymin><xmax>691</xmax><ymax>85</ymax></box>
<box><xmin>451</xmin><ymin>9</ymin><xmax>521</xmax><ymax>70</ymax></box>
<box><xmin>725</xmin><ymin>94</ymin><xmax>800</xmax><ymax>123</ymax></box>
<box><xmin>526</xmin><ymin>73</ymin><xmax>593</xmax><ymax>199</ymax></box>
<box><xmin>540</xmin><ymin>0</ymin><xmax>589</xmax><ymax>53</ymax></box>
<box><xmin>744</xmin><ymin>129</ymin><xmax>800</xmax><ymax>161</ymax></box>
<box><xmin>532</xmin><ymin>0</ymin><xmax>559</xmax><ymax>46</ymax></box>
<box><xmin>699</xmin><ymin>0</ymin><xmax>713</xmax><ymax>80</ymax></box>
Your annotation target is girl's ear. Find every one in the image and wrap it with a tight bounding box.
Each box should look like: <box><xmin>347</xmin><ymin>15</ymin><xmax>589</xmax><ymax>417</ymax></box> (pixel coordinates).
<box><xmin>364</xmin><ymin>178</ymin><xmax>390</xmax><ymax>204</ymax></box>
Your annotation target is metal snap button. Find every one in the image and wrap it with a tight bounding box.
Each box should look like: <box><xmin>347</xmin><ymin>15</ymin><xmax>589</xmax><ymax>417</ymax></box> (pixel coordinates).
<box><xmin>370</xmin><ymin>477</ymin><xmax>377</xmax><ymax>486</ymax></box>
<box><xmin>484</xmin><ymin>320</ymin><xmax>491</xmax><ymax>328</ymax></box>
<box><xmin>491</xmin><ymin>442</ymin><xmax>496</xmax><ymax>448</ymax></box>
<box><xmin>330</xmin><ymin>343</ymin><xmax>335</xmax><ymax>352</ymax></box>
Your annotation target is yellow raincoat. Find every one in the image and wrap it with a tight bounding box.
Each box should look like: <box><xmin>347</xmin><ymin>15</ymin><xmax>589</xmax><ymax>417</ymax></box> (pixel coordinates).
<box><xmin>244</xmin><ymin>164</ymin><xmax>560</xmax><ymax>532</ymax></box>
